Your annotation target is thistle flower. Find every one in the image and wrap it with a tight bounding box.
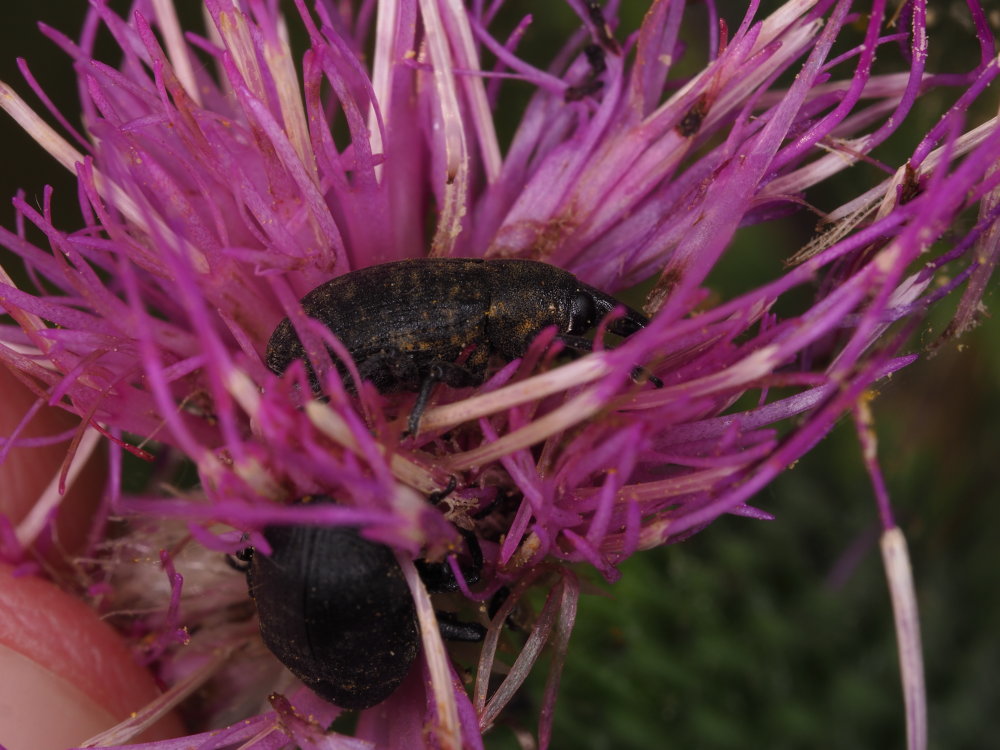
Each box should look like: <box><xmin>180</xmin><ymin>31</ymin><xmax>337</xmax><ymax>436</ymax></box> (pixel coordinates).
<box><xmin>0</xmin><ymin>1</ymin><xmax>998</xmax><ymax>748</ymax></box>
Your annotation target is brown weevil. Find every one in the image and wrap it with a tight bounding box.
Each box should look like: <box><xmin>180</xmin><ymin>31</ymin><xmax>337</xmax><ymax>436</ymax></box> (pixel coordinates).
<box><xmin>266</xmin><ymin>258</ymin><xmax>658</xmax><ymax>432</ymax></box>
<box><xmin>241</xmin><ymin>497</ymin><xmax>485</xmax><ymax>709</ymax></box>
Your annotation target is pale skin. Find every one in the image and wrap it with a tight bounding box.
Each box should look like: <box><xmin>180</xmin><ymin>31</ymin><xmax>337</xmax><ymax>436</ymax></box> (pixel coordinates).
<box><xmin>0</xmin><ymin>365</ymin><xmax>183</xmax><ymax>749</ymax></box>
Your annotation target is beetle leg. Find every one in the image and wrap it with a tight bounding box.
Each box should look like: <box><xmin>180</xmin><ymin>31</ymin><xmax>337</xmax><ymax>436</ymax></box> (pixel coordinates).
<box><xmin>415</xmin><ymin>529</ymin><xmax>483</xmax><ymax>592</ymax></box>
<box><xmin>459</xmin><ymin>528</ymin><xmax>484</xmax><ymax>587</ymax></box>
<box><xmin>428</xmin><ymin>475</ymin><xmax>458</xmax><ymax>504</ymax></box>
<box><xmin>415</xmin><ymin>558</ymin><xmax>452</xmax><ymax>590</ymax></box>
<box><xmin>408</xmin><ymin>361</ymin><xmax>482</xmax><ymax>435</ymax></box>
<box><xmin>435</xmin><ymin>610</ymin><xmax>486</xmax><ymax>642</ymax></box>
<box><xmin>565</xmin><ymin>43</ymin><xmax>607</xmax><ymax>102</ymax></box>
<box><xmin>487</xmin><ymin>585</ymin><xmax>526</xmax><ymax>632</ymax></box>
<box><xmin>488</xmin><ymin>586</ymin><xmax>509</xmax><ymax>620</ymax></box>
<box><xmin>408</xmin><ymin>367</ymin><xmax>442</xmax><ymax>435</ymax></box>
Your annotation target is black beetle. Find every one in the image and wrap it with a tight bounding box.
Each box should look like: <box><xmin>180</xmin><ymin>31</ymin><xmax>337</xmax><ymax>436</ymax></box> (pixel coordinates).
<box><xmin>243</xmin><ymin>501</ymin><xmax>484</xmax><ymax>710</ymax></box>
<box><xmin>266</xmin><ymin>258</ymin><xmax>657</xmax><ymax>432</ymax></box>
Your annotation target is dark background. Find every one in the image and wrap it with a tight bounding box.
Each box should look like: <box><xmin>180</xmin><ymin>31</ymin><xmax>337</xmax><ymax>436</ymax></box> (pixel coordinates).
<box><xmin>1</xmin><ymin>3</ymin><xmax>997</xmax><ymax>748</ymax></box>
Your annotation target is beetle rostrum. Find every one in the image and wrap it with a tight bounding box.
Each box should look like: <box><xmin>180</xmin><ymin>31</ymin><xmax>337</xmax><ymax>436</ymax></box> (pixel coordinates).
<box><xmin>244</xmin><ymin>503</ymin><xmax>484</xmax><ymax>709</ymax></box>
<box><xmin>265</xmin><ymin>258</ymin><xmax>657</xmax><ymax>432</ymax></box>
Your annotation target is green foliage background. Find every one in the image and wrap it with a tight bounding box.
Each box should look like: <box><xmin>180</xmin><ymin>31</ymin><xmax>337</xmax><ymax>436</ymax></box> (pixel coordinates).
<box><xmin>1</xmin><ymin>3</ymin><xmax>997</xmax><ymax>748</ymax></box>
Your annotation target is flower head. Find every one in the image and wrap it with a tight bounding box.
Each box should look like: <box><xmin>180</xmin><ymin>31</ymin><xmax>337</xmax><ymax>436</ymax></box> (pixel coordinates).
<box><xmin>1</xmin><ymin>0</ymin><xmax>998</xmax><ymax>747</ymax></box>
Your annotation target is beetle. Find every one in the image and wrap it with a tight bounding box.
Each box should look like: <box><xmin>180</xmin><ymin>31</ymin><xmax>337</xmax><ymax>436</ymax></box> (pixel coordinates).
<box><xmin>266</xmin><ymin>258</ymin><xmax>658</xmax><ymax>432</ymax></box>
<box><xmin>242</xmin><ymin>498</ymin><xmax>484</xmax><ymax>710</ymax></box>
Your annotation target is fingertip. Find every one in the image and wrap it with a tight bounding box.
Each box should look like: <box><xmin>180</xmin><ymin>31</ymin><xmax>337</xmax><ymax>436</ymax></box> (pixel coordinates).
<box><xmin>0</xmin><ymin>564</ymin><xmax>184</xmax><ymax>749</ymax></box>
